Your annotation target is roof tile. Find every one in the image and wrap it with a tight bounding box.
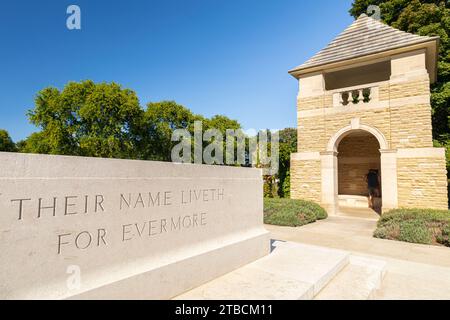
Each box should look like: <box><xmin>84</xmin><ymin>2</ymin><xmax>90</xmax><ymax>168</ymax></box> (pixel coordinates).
<box><xmin>289</xmin><ymin>14</ymin><xmax>438</xmax><ymax>74</ymax></box>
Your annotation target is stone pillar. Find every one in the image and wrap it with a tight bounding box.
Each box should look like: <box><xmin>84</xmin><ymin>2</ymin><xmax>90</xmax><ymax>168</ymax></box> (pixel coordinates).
<box><xmin>390</xmin><ymin>49</ymin><xmax>428</xmax><ymax>82</ymax></box>
<box><xmin>380</xmin><ymin>149</ymin><xmax>398</xmax><ymax>212</ymax></box>
<box><xmin>298</xmin><ymin>72</ymin><xmax>325</xmax><ymax>99</ymax></box>
<box><xmin>320</xmin><ymin>151</ymin><xmax>338</xmax><ymax>215</ymax></box>
<box><xmin>396</xmin><ymin>148</ymin><xmax>448</xmax><ymax>210</ymax></box>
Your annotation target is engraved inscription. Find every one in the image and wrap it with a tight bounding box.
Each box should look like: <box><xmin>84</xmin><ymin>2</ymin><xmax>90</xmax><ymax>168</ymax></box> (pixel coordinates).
<box><xmin>4</xmin><ymin>188</ymin><xmax>225</xmax><ymax>255</ymax></box>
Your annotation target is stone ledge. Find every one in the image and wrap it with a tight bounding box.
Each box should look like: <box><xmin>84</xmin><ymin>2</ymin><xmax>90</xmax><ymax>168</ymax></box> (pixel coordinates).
<box><xmin>0</xmin><ymin>152</ymin><xmax>263</xmax><ymax>179</ymax></box>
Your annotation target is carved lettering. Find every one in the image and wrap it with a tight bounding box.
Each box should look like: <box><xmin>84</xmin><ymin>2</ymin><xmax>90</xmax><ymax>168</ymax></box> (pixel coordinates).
<box><xmin>164</xmin><ymin>191</ymin><xmax>172</xmax><ymax>206</ymax></box>
<box><xmin>58</xmin><ymin>229</ymin><xmax>109</xmax><ymax>254</ymax></box>
<box><xmin>9</xmin><ymin>188</ymin><xmax>218</xmax><ymax>255</ymax></box>
<box><xmin>64</xmin><ymin>196</ymin><xmax>78</xmax><ymax>215</ymax></box>
<box><xmin>134</xmin><ymin>193</ymin><xmax>145</xmax><ymax>208</ymax></box>
<box><xmin>97</xmin><ymin>228</ymin><xmax>107</xmax><ymax>246</ymax></box>
<box><xmin>75</xmin><ymin>231</ymin><xmax>92</xmax><ymax>249</ymax></box>
<box><xmin>148</xmin><ymin>192</ymin><xmax>160</xmax><ymax>207</ymax></box>
<box><xmin>120</xmin><ymin>194</ymin><xmax>131</xmax><ymax>210</ymax></box>
<box><xmin>38</xmin><ymin>197</ymin><xmax>57</xmax><ymax>218</ymax></box>
<box><xmin>95</xmin><ymin>195</ymin><xmax>105</xmax><ymax>212</ymax></box>
<box><xmin>57</xmin><ymin>233</ymin><xmax>71</xmax><ymax>254</ymax></box>
<box><xmin>121</xmin><ymin>213</ymin><xmax>208</xmax><ymax>243</ymax></box>
<box><xmin>11</xmin><ymin>198</ymin><xmax>31</xmax><ymax>220</ymax></box>
<box><xmin>171</xmin><ymin>216</ymin><xmax>181</xmax><ymax>230</ymax></box>
<box><xmin>122</xmin><ymin>224</ymin><xmax>132</xmax><ymax>241</ymax></box>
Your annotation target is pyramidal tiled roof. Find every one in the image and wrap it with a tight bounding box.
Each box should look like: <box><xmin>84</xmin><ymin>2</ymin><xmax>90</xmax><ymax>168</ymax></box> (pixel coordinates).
<box><xmin>289</xmin><ymin>14</ymin><xmax>439</xmax><ymax>75</ymax></box>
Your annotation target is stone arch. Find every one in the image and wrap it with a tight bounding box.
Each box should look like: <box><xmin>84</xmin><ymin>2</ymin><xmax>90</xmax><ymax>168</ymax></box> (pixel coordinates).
<box><xmin>320</xmin><ymin>120</ymin><xmax>394</xmax><ymax>215</ymax></box>
<box><xmin>326</xmin><ymin>121</ymin><xmax>388</xmax><ymax>152</ymax></box>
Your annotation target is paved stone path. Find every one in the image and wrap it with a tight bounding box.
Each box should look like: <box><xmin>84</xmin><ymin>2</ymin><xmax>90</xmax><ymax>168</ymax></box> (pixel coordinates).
<box><xmin>265</xmin><ymin>213</ymin><xmax>450</xmax><ymax>299</ymax></box>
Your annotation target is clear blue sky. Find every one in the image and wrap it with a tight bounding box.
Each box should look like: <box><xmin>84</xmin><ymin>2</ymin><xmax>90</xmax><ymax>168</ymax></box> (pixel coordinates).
<box><xmin>0</xmin><ymin>0</ymin><xmax>354</xmax><ymax>142</ymax></box>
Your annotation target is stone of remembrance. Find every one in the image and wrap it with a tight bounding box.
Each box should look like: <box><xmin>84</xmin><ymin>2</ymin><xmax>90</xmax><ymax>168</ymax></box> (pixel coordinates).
<box><xmin>0</xmin><ymin>153</ymin><xmax>269</xmax><ymax>299</ymax></box>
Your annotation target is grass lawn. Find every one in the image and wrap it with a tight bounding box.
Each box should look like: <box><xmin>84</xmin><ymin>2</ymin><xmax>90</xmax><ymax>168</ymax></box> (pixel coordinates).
<box><xmin>374</xmin><ymin>208</ymin><xmax>450</xmax><ymax>247</ymax></box>
<box><xmin>263</xmin><ymin>198</ymin><xmax>327</xmax><ymax>227</ymax></box>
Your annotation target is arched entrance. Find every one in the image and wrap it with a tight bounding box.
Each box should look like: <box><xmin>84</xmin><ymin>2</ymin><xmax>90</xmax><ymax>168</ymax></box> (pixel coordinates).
<box><xmin>320</xmin><ymin>121</ymin><xmax>398</xmax><ymax>216</ymax></box>
<box><xmin>337</xmin><ymin>130</ymin><xmax>381</xmax><ymax>213</ymax></box>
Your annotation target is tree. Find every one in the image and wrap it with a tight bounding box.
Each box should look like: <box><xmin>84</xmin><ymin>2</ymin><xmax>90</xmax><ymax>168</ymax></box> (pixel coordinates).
<box><xmin>279</xmin><ymin>127</ymin><xmax>297</xmax><ymax>150</ymax></box>
<box><xmin>256</xmin><ymin>128</ymin><xmax>297</xmax><ymax>198</ymax></box>
<box><xmin>17</xmin><ymin>132</ymin><xmax>51</xmax><ymax>154</ymax></box>
<box><xmin>26</xmin><ymin>80</ymin><xmax>143</xmax><ymax>159</ymax></box>
<box><xmin>139</xmin><ymin>101</ymin><xmax>198</xmax><ymax>161</ymax></box>
<box><xmin>204</xmin><ymin>114</ymin><xmax>242</xmax><ymax>165</ymax></box>
<box><xmin>140</xmin><ymin>101</ymin><xmax>242</xmax><ymax>162</ymax></box>
<box><xmin>23</xmin><ymin>81</ymin><xmax>244</xmax><ymax>164</ymax></box>
<box><xmin>204</xmin><ymin>115</ymin><xmax>241</xmax><ymax>133</ymax></box>
<box><xmin>0</xmin><ymin>129</ymin><xmax>17</xmax><ymax>152</ymax></box>
<box><xmin>350</xmin><ymin>0</ymin><xmax>450</xmax><ymax>145</ymax></box>
<box><xmin>278</xmin><ymin>128</ymin><xmax>297</xmax><ymax>198</ymax></box>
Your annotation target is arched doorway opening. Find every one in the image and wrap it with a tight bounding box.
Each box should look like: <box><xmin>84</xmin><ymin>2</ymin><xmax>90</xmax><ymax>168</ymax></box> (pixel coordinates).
<box><xmin>336</xmin><ymin>130</ymin><xmax>382</xmax><ymax>213</ymax></box>
<box><xmin>322</xmin><ymin>122</ymin><xmax>397</xmax><ymax>216</ymax></box>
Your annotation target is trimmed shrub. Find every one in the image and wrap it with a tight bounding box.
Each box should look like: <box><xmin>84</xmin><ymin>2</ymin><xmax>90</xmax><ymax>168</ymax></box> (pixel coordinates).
<box><xmin>398</xmin><ymin>220</ymin><xmax>433</xmax><ymax>244</ymax></box>
<box><xmin>264</xmin><ymin>198</ymin><xmax>327</xmax><ymax>227</ymax></box>
<box><xmin>437</xmin><ymin>225</ymin><xmax>450</xmax><ymax>247</ymax></box>
<box><xmin>374</xmin><ymin>208</ymin><xmax>450</xmax><ymax>247</ymax></box>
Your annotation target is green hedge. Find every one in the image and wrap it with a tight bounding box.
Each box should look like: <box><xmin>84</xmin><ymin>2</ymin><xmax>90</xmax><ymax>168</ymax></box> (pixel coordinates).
<box><xmin>374</xmin><ymin>208</ymin><xmax>450</xmax><ymax>247</ymax></box>
<box><xmin>264</xmin><ymin>198</ymin><xmax>327</xmax><ymax>227</ymax></box>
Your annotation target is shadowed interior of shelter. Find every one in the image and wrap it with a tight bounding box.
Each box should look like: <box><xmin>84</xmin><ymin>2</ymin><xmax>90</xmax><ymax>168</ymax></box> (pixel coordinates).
<box><xmin>324</xmin><ymin>61</ymin><xmax>391</xmax><ymax>91</ymax></box>
<box><xmin>337</xmin><ymin>130</ymin><xmax>381</xmax><ymax>211</ymax></box>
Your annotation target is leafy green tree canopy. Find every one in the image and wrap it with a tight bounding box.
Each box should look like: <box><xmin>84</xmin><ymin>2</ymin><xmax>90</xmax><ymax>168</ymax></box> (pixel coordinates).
<box><xmin>278</xmin><ymin>128</ymin><xmax>297</xmax><ymax>198</ymax></box>
<box><xmin>140</xmin><ymin>101</ymin><xmax>242</xmax><ymax>162</ymax></box>
<box><xmin>0</xmin><ymin>129</ymin><xmax>17</xmax><ymax>152</ymax></box>
<box><xmin>24</xmin><ymin>80</ymin><xmax>243</xmax><ymax>163</ymax></box>
<box><xmin>279</xmin><ymin>128</ymin><xmax>297</xmax><ymax>151</ymax></box>
<box><xmin>140</xmin><ymin>101</ymin><xmax>198</xmax><ymax>161</ymax></box>
<box><xmin>26</xmin><ymin>80</ymin><xmax>143</xmax><ymax>158</ymax></box>
<box><xmin>204</xmin><ymin>115</ymin><xmax>241</xmax><ymax>133</ymax></box>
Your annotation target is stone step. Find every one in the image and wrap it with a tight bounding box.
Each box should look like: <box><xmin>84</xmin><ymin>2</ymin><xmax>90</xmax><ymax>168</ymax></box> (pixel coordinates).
<box><xmin>174</xmin><ymin>242</ymin><xmax>350</xmax><ymax>300</ymax></box>
<box><xmin>337</xmin><ymin>206</ymin><xmax>380</xmax><ymax>220</ymax></box>
<box><xmin>338</xmin><ymin>195</ymin><xmax>370</xmax><ymax>208</ymax></box>
<box><xmin>314</xmin><ymin>255</ymin><xmax>387</xmax><ymax>300</ymax></box>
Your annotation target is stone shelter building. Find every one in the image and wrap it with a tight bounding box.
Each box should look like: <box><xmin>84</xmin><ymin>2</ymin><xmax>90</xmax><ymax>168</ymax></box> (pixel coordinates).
<box><xmin>289</xmin><ymin>14</ymin><xmax>448</xmax><ymax>214</ymax></box>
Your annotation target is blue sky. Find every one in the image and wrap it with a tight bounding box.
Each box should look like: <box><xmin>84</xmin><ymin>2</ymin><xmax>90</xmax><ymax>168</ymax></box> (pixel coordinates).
<box><xmin>0</xmin><ymin>0</ymin><xmax>354</xmax><ymax>142</ymax></box>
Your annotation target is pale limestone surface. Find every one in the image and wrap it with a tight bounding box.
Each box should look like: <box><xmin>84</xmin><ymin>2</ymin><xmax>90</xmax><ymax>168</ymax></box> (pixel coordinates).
<box><xmin>372</xmin><ymin>257</ymin><xmax>450</xmax><ymax>300</ymax></box>
<box><xmin>251</xmin><ymin>242</ymin><xmax>349</xmax><ymax>296</ymax></box>
<box><xmin>177</xmin><ymin>215</ymin><xmax>450</xmax><ymax>300</ymax></box>
<box><xmin>175</xmin><ymin>241</ymin><xmax>386</xmax><ymax>300</ymax></box>
<box><xmin>176</xmin><ymin>241</ymin><xmax>348</xmax><ymax>300</ymax></box>
<box><xmin>175</xmin><ymin>265</ymin><xmax>315</xmax><ymax>300</ymax></box>
<box><xmin>0</xmin><ymin>152</ymin><xmax>269</xmax><ymax>299</ymax></box>
<box><xmin>337</xmin><ymin>206</ymin><xmax>380</xmax><ymax>219</ymax></box>
<box><xmin>315</xmin><ymin>256</ymin><xmax>386</xmax><ymax>300</ymax></box>
<box><xmin>266</xmin><ymin>216</ymin><xmax>450</xmax><ymax>299</ymax></box>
